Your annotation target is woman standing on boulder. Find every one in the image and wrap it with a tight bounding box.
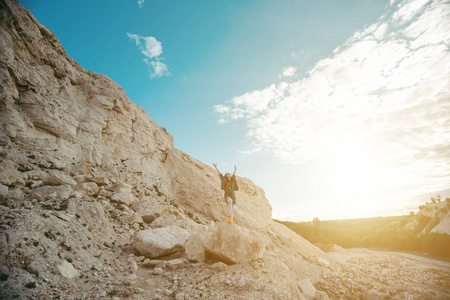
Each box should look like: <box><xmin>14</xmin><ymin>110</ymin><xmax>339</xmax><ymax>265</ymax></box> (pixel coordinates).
<box><xmin>213</xmin><ymin>163</ymin><xmax>239</xmax><ymax>224</ymax></box>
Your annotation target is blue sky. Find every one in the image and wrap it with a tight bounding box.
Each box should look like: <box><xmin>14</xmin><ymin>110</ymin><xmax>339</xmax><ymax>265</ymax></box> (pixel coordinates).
<box><xmin>20</xmin><ymin>0</ymin><xmax>450</xmax><ymax>220</ymax></box>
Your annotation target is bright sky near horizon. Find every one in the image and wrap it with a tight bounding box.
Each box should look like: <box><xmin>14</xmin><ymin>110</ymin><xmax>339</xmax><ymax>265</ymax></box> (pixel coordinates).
<box><xmin>20</xmin><ymin>0</ymin><xmax>450</xmax><ymax>221</ymax></box>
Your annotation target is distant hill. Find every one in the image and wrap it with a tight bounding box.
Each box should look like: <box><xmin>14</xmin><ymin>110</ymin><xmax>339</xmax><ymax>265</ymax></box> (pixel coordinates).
<box><xmin>406</xmin><ymin>197</ymin><xmax>450</xmax><ymax>235</ymax></box>
<box><xmin>276</xmin><ymin>197</ymin><xmax>450</xmax><ymax>257</ymax></box>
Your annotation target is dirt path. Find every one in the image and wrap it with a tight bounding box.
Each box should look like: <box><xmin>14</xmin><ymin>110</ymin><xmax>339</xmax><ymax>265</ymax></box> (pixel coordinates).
<box><xmin>378</xmin><ymin>251</ymin><xmax>450</xmax><ymax>271</ymax></box>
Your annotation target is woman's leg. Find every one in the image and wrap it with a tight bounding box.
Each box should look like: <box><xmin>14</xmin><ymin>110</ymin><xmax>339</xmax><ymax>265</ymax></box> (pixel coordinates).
<box><xmin>226</xmin><ymin>196</ymin><xmax>234</xmax><ymax>223</ymax></box>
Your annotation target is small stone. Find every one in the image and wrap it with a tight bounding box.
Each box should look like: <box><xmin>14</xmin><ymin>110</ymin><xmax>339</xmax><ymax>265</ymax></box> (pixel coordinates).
<box><xmin>163</xmin><ymin>289</ymin><xmax>172</xmax><ymax>296</ymax></box>
<box><xmin>57</xmin><ymin>261</ymin><xmax>78</xmax><ymax>279</ymax></box>
<box><xmin>111</xmin><ymin>191</ymin><xmax>136</xmax><ymax>206</ymax></box>
<box><xmin>128</xmin><ymin>273</ymin><xmax>137</xmax><ymax>281</ymax></box>
<box><xmin>129</xmin><ymin>260</ymin><xmax>138</xmax><ymax>272</ymax></box>
<box><xmin>167</xmin><ymin>258</ymin><xmax>184</xmax><ymax>269</ymax></box>
<box><xmin>153</xmin><ymin>267</ymin><xmax>164</xmax><ymax>275</ymax></box>
<box><xmin>78</xmin><ymin>182</ymin><xmax>99</xmax><ymax>196</ymax></box>
<box><xmin>238</xmin><ymin>276</ymin><xmax>246</xmax><ymax>287</ymax></box>
<box><xmin>210</xmin><ymin>262</ymin><xmax>227</xmax><ymax>271</ymax></box>
<box><xmin>175</xmin><ymin>293</ymin><xmax>185</xmax><ymax>300</ymax></box>
<box><xmin>315</xmin><ymin>290</ymin><xmax>330</xmax><ymax>300</ymax></box>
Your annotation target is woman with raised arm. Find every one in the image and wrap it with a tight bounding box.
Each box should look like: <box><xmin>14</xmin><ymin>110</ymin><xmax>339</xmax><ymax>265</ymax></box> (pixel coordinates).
<box><xmin>213</xmin><ymin>163</ymin><xmax>239</xmax><ymax>224</ymax></box>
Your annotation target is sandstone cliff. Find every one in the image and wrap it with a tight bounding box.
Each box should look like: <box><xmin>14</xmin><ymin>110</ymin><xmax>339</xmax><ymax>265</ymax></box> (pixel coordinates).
<box><xmin>0</xmin><ymin>0</ymin><xmax>332</xmax><ymax>299</ymax></box>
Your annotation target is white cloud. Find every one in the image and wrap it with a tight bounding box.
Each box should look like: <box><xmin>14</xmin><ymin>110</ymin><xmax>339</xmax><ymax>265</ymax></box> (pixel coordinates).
<box><xmin>127</xmin><ymin>33</ymin><xmax>162</xmax><ymax>59</ymax></box>
<box><xmin>213</xmin><ymin>104</ymin><xmax>231</xmax><ymax>114</ymax></box>
<box><xmin>138</xmin><ymin>0</ymin><xmax>144</xmax><ymax>8</ymax></box>
<box><xmin>215</xmin><ymin>0</ymin><xmax>450</xmax><ymax>197</ymax></box>
<box><xmin>279</xmin><ymin>66</ymin><xmax>297</xmax><ymax>78</ymax></box>
<box><xmin>149</xmin><ymin>60</ymin><xmax>171</xmax><ymax>78</ymax></box>
<box><xmin>127</xmin><ymin>33</ymin><xmax>170</xmax><ymax>79</ymax></box>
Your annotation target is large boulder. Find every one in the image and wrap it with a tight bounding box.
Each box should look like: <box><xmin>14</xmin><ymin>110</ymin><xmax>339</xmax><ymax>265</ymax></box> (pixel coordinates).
<box><xmin>204</xmin><ymin>222</ymin><xmax>266</xmax><ymax>264</ymax></box>
<box><xmin>185</xmin><ymin>232</ymin><xmax>206</xmax><ymax>263</ymax></box>
<box><xmin>133</xmin><ymin>226</ymin><xmax>190</xmax><ymax>258</ymax></box>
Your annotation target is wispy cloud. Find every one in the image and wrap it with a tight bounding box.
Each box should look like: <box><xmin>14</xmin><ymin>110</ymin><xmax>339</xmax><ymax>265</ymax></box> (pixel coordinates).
<box><xmin>215</xmin><ymin>0</ymin><xmax>450</xmax><ymax>197</ymax></box>
<box><xmin>138</xmin><ymin>0</ymin><xmax>144</xmax><ymax>8</ymax></box>
<box><xmin>127</xmin><ymin>33</ymin><xmax>171</xmax><ymax>79</ymax></box>
<box><xmin>279</xmin><ymin>66</ymin><xmax>297</xmax><ymax>79</ymax></box>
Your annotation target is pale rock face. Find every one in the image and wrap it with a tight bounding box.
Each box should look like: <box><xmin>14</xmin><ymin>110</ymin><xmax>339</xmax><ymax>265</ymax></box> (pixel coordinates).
<box><xmin>184</xmin><ymin>232</ymin><xmax>206</xmax><ymax>263</ymax></box>
<box><xmin>30</xmin><ymin>185</ymin><xmax>73</xmax><ymax>201</ymax></box>
<box><xmin>133</xmin><ymin>226</ymin><xmax>190</xmax><ymax>258</ymax></box>
<box><xmin>89</xmin><ymin>176</ymin><xmax>109</xmax><ymax>186</ymax></box>
<box><xmin>431</xmin><ymin>210</ymin><xmax>450</xmax><ymax>235</ymax></box>
<box><xmin>57</xmin><ymin>261</ymin><xmax>78</xmax><ymax>279</ymax></box>
<box><xmin>366</xmin><ymin>289</ymin><xmax>387</xmax><ymax>300</ymax></box>
<box><xmin>111</xmin><ymin>191</ymin><xmax>136</xmax><ymax>206</ymax></box>
<box><xmin>0</xmin><ymin>184</ymin><xmax>8</xmax><ymax>198</ymax></box>
<box><xmin>150</xmin><ymin>214</ymin><xmax>178</xmax><ymax>228</ymax></box>
<box><xmin>7</xmin><ymin>188</ymin><xmax>23</xmax><ymax>200</ymax></box>
<box><xmin>134</xmin><ymin>203</ymin><xmax>165</xmax><ymax>224</ymax></box>
<box><xmin>0</xmin><ymin>160</ymin><xmax>26</xmax><ymax>187</ymax></box>
<box><xmin>77</xmin><ymin>182</ymin><xmax>99</xmax><ymax>196</ymax></box>
<box><xmin>317</xmin><ymin>257</ymin><xmax>330</xmax><ymax>267</ymax></box>
<box><xmin>297</xmin><ymin>278</ymin><xmax>316</xmax><ymax>300</ymax></box>
<box><xmin>315</xmin><ymin>290</ymin><xmax>330</xmax><ymax>300</ymax></box>
<box><xmin>26</xmin><ymin>170</ymin><xmax>48</xmax><ymax>181</ymax></box>
<box><xmin>109</xmin><ymin>181</ymin><xmax>132</xmax><ymax>194</ymax></box>
<box><xmin>128</xmin><ymin>213</ymin><xmax>144</xmax><ymax>224</ymax></box>
<box><xmin>204</xmin><ymin>222</ymin><xmax>266</xmax><ymax>264</ymax></box>
<box><xmin>43</xmin><ymin>169</ymin><xmax>77</xmax><ymax>186</ymax></box>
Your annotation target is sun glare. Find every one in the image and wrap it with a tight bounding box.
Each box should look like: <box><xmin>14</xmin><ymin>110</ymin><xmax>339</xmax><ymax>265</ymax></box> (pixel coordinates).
<box><xmin>321</xmin><ymin>145</ymin><xmax>390</xmax><ymax>219</ymax></box>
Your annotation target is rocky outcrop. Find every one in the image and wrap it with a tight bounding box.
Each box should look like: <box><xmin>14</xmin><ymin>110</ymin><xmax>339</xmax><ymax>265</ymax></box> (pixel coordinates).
<box><xmin>204</xmin><ymin>222</ymin><xmax>266</xmax><ymax>264</ymax></box>
<box><xmin>134</xmin><ymin>226</ymin><xmax>190</xmax><ymax>258</ymax></box>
